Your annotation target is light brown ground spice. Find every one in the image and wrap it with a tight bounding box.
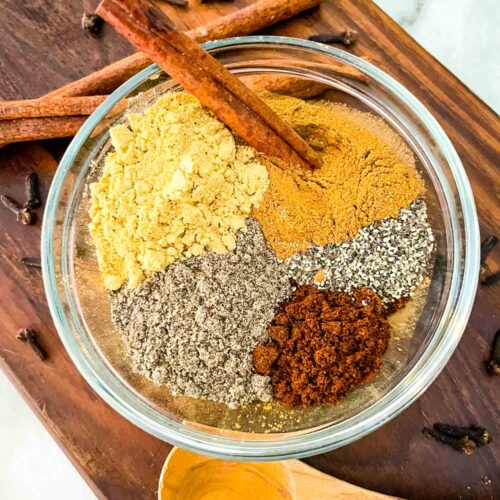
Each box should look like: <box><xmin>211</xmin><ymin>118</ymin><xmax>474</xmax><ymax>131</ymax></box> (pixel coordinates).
<box><xmin>253</xmin><ymin>285</ymin><xmax>391</xmax><ymax>408</ymax></box>
<box><xmin>253</xmin><ymin>93</ymin><xmax>424</xmax><ymax>259</ymax></box>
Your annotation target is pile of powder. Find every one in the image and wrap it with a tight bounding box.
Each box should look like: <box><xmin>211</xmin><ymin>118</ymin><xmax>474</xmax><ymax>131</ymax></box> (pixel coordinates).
<box><xmin>253</xmin><ymin>93</ymin><xmax>424</xmax><ymax>259</ymax></box>
<box><xmin>89</xmin><ymin>92</ymin><xmax>269</xmax><ymax>290</ymax></box>
<box><xmin>287</xmin><ymin>199</ymin><xmax>434</xmax><ymax>303</ymax></box>
<box><xmin>110</xmin><ymin>219</ymin><xmax>291</xmax><ymax>408</ymax></box>
<box><xmin>253</xmin><ymin>286</ymin><xmax>391</xmax><ymax>408</ymax></box>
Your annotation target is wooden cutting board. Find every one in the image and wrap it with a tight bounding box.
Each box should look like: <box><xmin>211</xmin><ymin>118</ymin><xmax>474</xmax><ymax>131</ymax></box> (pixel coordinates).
<box><xmin>0</xmin><ymin>1</ymin><xmax>498</xmax><ymax>499</ymax></box>
<box><xmin>159</xmin><ymin>447</ymin><xmax>400</xmax><ymax>499</ymax></box>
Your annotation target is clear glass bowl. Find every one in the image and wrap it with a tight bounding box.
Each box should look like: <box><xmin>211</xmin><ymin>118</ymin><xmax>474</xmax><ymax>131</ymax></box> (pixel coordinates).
<box><xmin>42</xmin><ymin>37</ymin><xmax>479</xmax><ymax>460</ymax></box>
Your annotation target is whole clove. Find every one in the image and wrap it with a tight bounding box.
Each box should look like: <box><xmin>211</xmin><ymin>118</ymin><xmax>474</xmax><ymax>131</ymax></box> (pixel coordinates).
<box><xmin>81</xmin><ymin>13</ymin><xmax>104</xmax><ymax>36</ymax></box>
<box><xmin>309</xmin><ymin>30</ymin><xmax>358</xmax><ymax>46</ymax></box>
<box><xmin>1</xmin><ymin>173</ymin><xmax>42</xmax><ymax>225</ymax></box>
<box><xmin>482</xmin><ymin>272</ymin><xmax>500</xmax><ymax>287</ymax></box>
<box><xmin>433</xmin><ymin>423</ymin><xmax>492</xmax><ymax>446</ymax></box>
<box><xmin>424</xmin><ymin>423</ymin><xmax>492</xmax><ymax>455</ymax></box>
<box><xmin>487</xmin><ymin>330</ymin><xmax>500</xmax><ymax>375</ymax></box>
<box><xmin>20</xmin><ymin>256</ymin><xmax>42</xmax><ymax>269</ymax></box>
<box><xmin>480</xmin><ymin>235</ymin><xmax>498</xmax><ymax>266</ymax></box>
<box><xmin>17</xmin><ymin>328</ymin><xmax>47</xmax><ymax>361</ymax></box>
<box><xmin>1</xmin><ymin>195</ymin><xmax>33</xmax><ymax>225</ymax></box>
<box><xmin>24</xmin><ymin>173</ymin><xmax>41</xmax><ymax>210</ymax></box>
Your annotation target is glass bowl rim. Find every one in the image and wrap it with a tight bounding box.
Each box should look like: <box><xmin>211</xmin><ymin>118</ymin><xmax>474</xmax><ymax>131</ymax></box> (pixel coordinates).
<box><xmin>41</xmin><ymin>35</ymin><xmax>480</xmax><ymax>460</ymax></box>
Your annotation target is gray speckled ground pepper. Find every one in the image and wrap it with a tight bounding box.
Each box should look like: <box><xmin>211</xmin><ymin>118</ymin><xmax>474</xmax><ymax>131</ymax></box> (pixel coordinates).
<box><xmin>286</xmin><ymin>199</ymin><xmax>434</xmax><ymax>303</ymax></box>
<box><xmin>111</xmin><ymin>219</ymin><xmax>291</xmax><ymax>408</ymax></box>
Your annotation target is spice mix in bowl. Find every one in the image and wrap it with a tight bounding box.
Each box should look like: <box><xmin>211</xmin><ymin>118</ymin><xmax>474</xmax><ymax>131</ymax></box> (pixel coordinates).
<box><xmin>83</xmin><ymin>85</ymin><xmax>434</xmax><ymax>424</ymax></box>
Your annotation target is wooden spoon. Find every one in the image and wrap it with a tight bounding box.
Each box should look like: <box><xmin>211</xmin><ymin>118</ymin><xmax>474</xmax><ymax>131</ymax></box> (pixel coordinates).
<box><xmin>158</xmin><ymin>447</ymin><xmax>400</xmax><ymax>499</ymax></box>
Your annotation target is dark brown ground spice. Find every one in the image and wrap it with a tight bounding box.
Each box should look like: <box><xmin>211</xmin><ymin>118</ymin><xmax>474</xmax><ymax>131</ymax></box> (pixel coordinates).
<box><xmin>253</xmin><ymin>285</ymin><xmax>392</xmax><ymax>407</ymax></box>
<box><xmin>383</xmin><ymin>296</ymin><xmax>409</xmax><ymax>316</ymax></box>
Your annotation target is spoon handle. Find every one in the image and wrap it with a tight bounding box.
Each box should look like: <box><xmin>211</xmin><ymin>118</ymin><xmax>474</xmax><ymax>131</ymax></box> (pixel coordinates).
<box><xmin>288</xmin><ymin>460</ymin><xmax>401</xmax><ymax>499</ymax></box>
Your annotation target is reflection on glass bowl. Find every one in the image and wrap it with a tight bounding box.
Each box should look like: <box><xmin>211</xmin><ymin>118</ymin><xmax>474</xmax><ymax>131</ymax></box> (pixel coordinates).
<box><xmin>42</xmin><ymin>36</ymin><xmax>479</xmax><ymax>460</ymax></box>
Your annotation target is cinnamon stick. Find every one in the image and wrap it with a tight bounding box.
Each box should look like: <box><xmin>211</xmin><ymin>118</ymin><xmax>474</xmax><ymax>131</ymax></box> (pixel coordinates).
<box><xmin>187</xmin><ymin>0</ymin><xmax>320</xmax><ymax>43</ymax></box>
<box><xmin>97</xmin><ymin>0</ymin><xmax>320</xmax><ymax>170</ymax></box>
<box><xmin>0</xmin><ymin>0</ymin><xmax>324</xmax><ymax>147</ymax></box>
<box><xmin>0</xmin><ymin>96</ymin><xmax>107</xmax><ymax>120</ymax></box>
<box><xmin>0</xmin><ymin>116</ymin><xmax>87</xmax><ymax>144</ymax></box>
<box><xmin>0</xmin><ymin>61</ymin><xmax>366</xmax><ymax>139</ymax></box>
<box><xmin>246</xmin><ymin>75</ymin><xmax>328</xmax><ymax>99</ymax></box>
<box><xmin>46</xmin><ymin>0</ymin><xmax>321</xmax><ymax>98</ymax></box>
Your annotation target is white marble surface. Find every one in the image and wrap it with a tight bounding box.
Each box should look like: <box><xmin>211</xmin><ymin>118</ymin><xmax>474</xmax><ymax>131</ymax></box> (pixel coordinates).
<box><xmin>1</xmin><ymin>1</ymin><xmax>498</xmax><ymax>499</ymax></box>
<box><xmin>376</xmin><ymin>0</ymin><xmax>500</xmax><ymax>112</ymax></box>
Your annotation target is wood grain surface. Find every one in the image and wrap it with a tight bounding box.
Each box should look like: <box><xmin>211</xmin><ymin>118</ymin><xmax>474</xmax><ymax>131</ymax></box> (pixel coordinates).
<box><xmin>0</xmin><ymin>1</ymin><xmax>499</xmax><ymax>499</ymax></box>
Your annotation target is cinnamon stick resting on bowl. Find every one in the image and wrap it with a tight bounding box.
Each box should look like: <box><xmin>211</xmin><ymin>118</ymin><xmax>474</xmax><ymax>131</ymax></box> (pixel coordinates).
<box><xmin>96</xmin><ymin>0</ymin><xmax>321</xmax><ymax>170</ymax></box>
<box><xmin>49</xmin><ymin>0</ymin><xmax>323</xmax><ymax>99</ymax></box>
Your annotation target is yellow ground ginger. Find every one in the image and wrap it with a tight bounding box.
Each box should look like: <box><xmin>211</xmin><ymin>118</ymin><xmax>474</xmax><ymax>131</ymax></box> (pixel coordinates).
<box><xmin>89</xmin><ymin>93</ymin><xmax>269</xmax><ymax>290</ymax></box>
<box><xmin>253</xmin><ymin>93</ymin><xmax>424</xmax><ymax>259</ymax></box>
